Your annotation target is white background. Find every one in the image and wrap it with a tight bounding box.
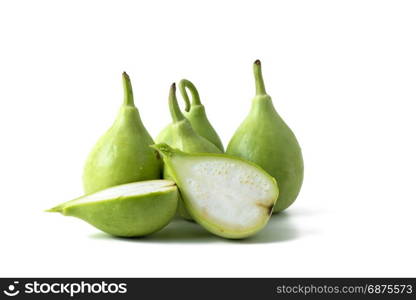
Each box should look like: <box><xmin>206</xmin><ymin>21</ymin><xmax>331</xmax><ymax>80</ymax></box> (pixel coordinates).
<box><xmin>0</xmin><ymin>0</ymin><xmax>415</xmax><ymax>277</ymax></box>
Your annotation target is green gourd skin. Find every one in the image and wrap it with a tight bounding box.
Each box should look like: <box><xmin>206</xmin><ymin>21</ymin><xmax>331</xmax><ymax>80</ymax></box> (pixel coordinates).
<box><xmin>47</xmin><ymin>180</ymin><xmax>178</xmax><ymax>237</ymax></box>
<box><xmin>152</xmin><ymin>144</ymin><xmax>279</xmax><ymax>239</ymax></box>
<box><xmin>155</xmin><ymin>123</ymin><xmax>173</xmax><ymax>146</ymax></box>
<box><xmin>161</xmin><ymin>83</ymin><xmax>222</xmax><ymax>220</ymax></box>
<box><xmin>226</xmin><ymin>60</ymin><xmax>304</xmax><ymax>213</ymax></box>
<box><xmin>83</xmin><ymin>72</ymin><xmax>161</xmax><ymax>194</ymax></box>
<box><xmin>179</xmin><ymin>79</ymin><xmax>224</xmax><ymax>151</ymax></box>
<box><xmin>156</xmin><ymin>79</ymin><xmax>224</xmax><ymax>152</ymax></box>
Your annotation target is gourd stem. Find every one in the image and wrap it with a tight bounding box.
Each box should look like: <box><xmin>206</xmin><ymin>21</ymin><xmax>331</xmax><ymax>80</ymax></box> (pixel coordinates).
<box><xmin>179</xmin><ymin>79</ymin><xmax>201</xmax><ymax>111</ymax></box>
<box><xmin>169</xmin><ymin>83</ymin><xmax>185</xmax><ymax>122</ymax></box>
<box><xmin>122</xmin><ymin>72</ymin><xmax>135</xmax><ymax>106</ymax></box>
<box><xmin>253</xmin><ymin>60</ymin><xmax>267</xmax><ymax>95</ymax></box>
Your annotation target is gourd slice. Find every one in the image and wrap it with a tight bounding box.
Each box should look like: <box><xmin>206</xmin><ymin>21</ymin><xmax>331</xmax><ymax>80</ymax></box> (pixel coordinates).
<box><xmin>153</xmin><ymin>144</ymin><xmax>279</xmax><ymax>239</ymax></box>
<box><xmin>47</xmin><ymin>180</ymin><xmax>178</xmax><ymax>237</ymax></box>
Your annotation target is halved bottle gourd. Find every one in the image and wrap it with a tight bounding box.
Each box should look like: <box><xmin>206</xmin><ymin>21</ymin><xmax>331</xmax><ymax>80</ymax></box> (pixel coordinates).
<box><xmin>47</xmin><ymin>180</ymin><xmax>178</xmax><ymax>237</ymax></box>
<box><xmin>153</xmin><ymin>144</ymin><xmax>279</xmax><ymax>239</ymax></box>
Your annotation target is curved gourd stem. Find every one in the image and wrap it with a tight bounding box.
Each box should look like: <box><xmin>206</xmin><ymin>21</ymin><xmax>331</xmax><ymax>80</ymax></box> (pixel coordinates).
<box><xmin>122</xmin><ymin>72</ymin><xmax>135</xmax><ymax>106</ymax></box>
<box><xmin>179</xmin><ymin>79</ymin><xmax>201</xmax><ymax>112</ymax></box>
<box><xmin>253</xmin><ymin>60</ymin><xmax>267</xmax><ymax>96</ymax></box>
<box><xmin>169</xmin><ymin>83</ymin><xmax>185</xmax><ymax>122</ymax></box>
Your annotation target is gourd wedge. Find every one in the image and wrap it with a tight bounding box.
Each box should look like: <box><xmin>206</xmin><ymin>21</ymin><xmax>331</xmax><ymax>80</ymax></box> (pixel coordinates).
<box><xmin>83</xmin><ymin>72</ymin><xmax>161</xmax><ymax>194</ymax></box>
<box><xmin>46</xmin><ymin>180</ymin><xmax>178</xmax><ymax>237</ymax></box>
<box><xmin>152</xmin><ymin>144</ymin><xmax>279</xmax><ymax>239</ymax></box>
<box><xmin>158</xmin><ymin>83</ymin><xmax>222</xmax><ymax>220</ymax></box>
<box><xmin>227</xmin><ymin>60</ymin><xmax>304</xmax><ymax>213</ymax></box>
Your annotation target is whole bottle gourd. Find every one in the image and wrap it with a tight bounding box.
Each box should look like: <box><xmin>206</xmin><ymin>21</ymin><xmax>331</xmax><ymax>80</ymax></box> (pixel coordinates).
<box><xmin>179</xmin><ymin>79</ymin><xmax>224</xmax><ymax>151</ymax></box>
<box><xmin>156</xmin><ymin>79</ymin><xmax>224</xmax><ymax>152</ymax></box>
<box><xmin>160</xmin><ymin>83</ymin><xmax>222</xmax><ymax>155</ymax></box>
<box><xmin>226</xmin><ymin>60</ymin><xmax>304</xmax><ymax>213</ymax></box>
<box><xmin>83</xmin><ymin>72</ymin><xmax>161</xmax><ymax>194</ymax></box>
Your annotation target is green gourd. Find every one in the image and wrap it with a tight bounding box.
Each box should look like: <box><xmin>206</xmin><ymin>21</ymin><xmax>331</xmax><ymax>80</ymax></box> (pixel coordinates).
<box><xmin>160</xmin><ymin>83</ymin><xmax>222</xmax><ymax>220</ymax></box>
<box><xmin>47</xmin><ymin>180</ymin><xmax>178</xmax><ymax>237</ymax></box>
<box><xmin>83</xmin><ymin>72</ymin><xmax>161</xmax><ymax>194</ymax></box>
<box><xmin>179</xmin><ymin>79</ymin><xmax>224</xmax><ymax>151</ymax></box>
<box><xmin>156</xmin><ymin>79</ymin><xmax>224</xmax><ymax>151</ymax></box>
<box><xmin>152</xmin><ymin>144</ymin><xmax>279</xmax><ymax>239</ymax></box>
<box><xmin>226</xmin><ymin>60</ymin><xmax>304</xmax><ymax>213</ymax></box>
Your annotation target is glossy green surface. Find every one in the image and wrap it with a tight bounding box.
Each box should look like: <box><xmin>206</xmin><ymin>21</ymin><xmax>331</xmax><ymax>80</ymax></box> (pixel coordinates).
<box><xmin>47</xmin><ymin>180</ymin><xmax>178</xmax><ymax>237</ymax></box>
<box><xmin>83</xmin><ymin>72</ymin><xmax>161</xmax><ymax>194</ymax></box>
<box><xmin>226</xmin><ymin>60</ymin><xmax>304</xmax><ymax>213</ymax></box>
